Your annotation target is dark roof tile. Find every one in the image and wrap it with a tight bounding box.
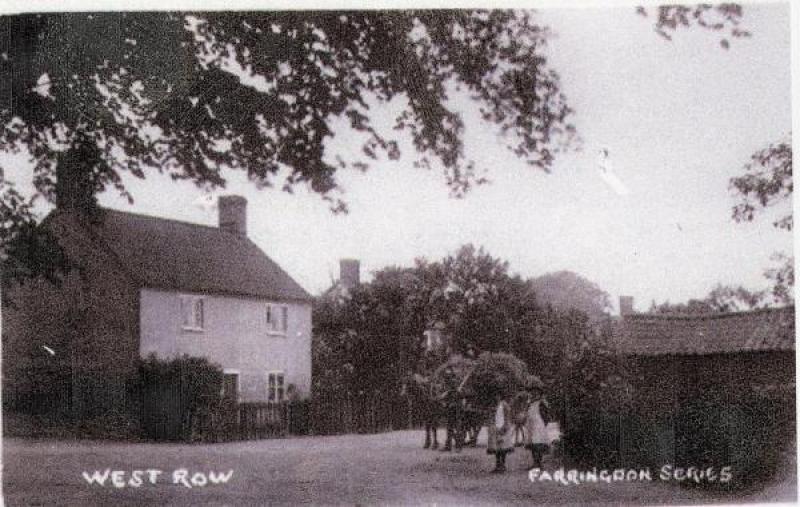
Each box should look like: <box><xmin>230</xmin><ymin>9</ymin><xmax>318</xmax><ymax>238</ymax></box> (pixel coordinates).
<box><xmin>617</xmin><ymin>307</ymin><xmax>795</xmax><ymax>356</ymax></box>
<box><xmin>61</xmin><ymin>208</ymin><xmax>311</xmax><ymax>302</ymax></box>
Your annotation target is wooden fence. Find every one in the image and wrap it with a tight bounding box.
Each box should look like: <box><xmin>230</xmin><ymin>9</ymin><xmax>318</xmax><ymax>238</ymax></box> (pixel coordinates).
<box><xmin>5</xmin><ymin>379</ymin><xmax>426</xmax><ymax>441</ymax></box>
<box><xmin>189</xmin><ymin>392</ymin><xmax>421</xmax><ymax>442</ymax></box>
<box><xmin>308</xmin><ymin>392</ymin><xmax>420</xmax><ymax>435</ymax></box>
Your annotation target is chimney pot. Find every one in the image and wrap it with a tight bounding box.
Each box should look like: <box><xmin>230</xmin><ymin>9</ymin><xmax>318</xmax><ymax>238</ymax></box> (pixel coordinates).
<box><xmin>340</xmin><ymin>259</ymin><xmax>360</xmax><ymax>290</ymax></box>
<box><xmin>219</xmin><ymin>195</ymin><xmax>247</xmax><ymax>236</ymax></box>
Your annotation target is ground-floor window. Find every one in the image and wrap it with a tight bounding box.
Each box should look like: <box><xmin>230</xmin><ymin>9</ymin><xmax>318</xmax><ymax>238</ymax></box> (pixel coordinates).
<box><xmin>267</xmin><ymin>371</ymin><xmax>285</xmax><ymax>403</ymax></box>
<box><xmin>221</xmin><ymin>371</ymin><xmax>239</xmax><ymax>403</ymax></box>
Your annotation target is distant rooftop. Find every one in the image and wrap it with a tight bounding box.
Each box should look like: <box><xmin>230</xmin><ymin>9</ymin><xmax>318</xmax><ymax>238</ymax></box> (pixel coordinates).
<box><xmin>616</xmin><ymin>306</ymin><xmax>795</xmax><ymax>356</ymax></box>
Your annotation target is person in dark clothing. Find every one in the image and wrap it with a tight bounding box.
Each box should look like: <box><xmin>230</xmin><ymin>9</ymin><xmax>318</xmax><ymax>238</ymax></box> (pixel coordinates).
<box><xmin>439</xmin><ymin>366</ymin><xmax>464</xmax><ymax>452</ymax></box>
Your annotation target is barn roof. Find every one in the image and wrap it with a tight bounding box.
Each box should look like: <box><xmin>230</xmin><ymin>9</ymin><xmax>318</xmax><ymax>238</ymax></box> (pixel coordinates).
<box><xmin>617</xmin><ymin>306</ymin><xmax>795</xmax><ymax>356</ymax></box>
<box><xmin>59</xmin><ymin>208</ymin><xmax>311</xmax><ymax>302</ymax></box>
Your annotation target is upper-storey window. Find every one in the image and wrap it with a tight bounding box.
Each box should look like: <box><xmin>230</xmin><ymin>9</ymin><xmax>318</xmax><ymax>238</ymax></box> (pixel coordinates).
<box><xmin>266</xmin><ymin>304</ymin><xmax>288</xmax><ymax>335</ymax></box>
<box><xmin>181</xmin><ymin>295</ymin><xmax>204</xmax><ymax>331</ymax></box>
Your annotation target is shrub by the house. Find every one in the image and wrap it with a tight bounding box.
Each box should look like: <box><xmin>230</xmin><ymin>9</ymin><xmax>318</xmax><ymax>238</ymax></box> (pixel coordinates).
<box><xmin>136</xmin><ymin>354</ymin><xmax>225</xmax><ymax>442</ymax></box>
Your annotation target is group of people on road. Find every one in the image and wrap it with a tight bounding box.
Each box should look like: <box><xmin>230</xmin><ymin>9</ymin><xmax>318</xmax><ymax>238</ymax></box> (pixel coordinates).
<box><xmin>487</xmin><ymin>380</ymin><xmax>552</xmax><ymax>474</ymax></box>
<box><xmin>427</xmin><ymin>363</ymin><xmax>555</xmax><ymax>474</ymax></box>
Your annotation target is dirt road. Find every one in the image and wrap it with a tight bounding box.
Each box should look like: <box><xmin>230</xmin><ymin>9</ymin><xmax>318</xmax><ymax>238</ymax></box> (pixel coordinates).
<box><xmin>2</xmin><ymin>430</ymin><xmax>795</xmax><ymax>505</ymax></box>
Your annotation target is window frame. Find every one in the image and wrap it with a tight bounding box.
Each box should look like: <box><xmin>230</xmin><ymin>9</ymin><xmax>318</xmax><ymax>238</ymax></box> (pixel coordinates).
<box><xmin>265</xmin><ymin>303</ymin><xmax>289</xmax><ymax>336</ymax></box>
<box><xmin>221</xmin><ymin>369</ymin><xmax>241</xmax><ymax>402</ymax></box>
<box><xmin>266</xmin><ymin>370</ymin><xmax>286</xmax><ymax>403</ymax></box>
<box><xmin>180</xmin><ymin>295</ymin><xmax>205</xmax><ymax>332</ymax></box>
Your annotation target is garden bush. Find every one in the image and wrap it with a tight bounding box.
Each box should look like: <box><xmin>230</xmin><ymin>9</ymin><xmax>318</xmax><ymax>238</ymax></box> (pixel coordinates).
<box><xmin>137</xmin><ymin>354</ymin><xmax>224</xmax><ymax>441</ymax></box>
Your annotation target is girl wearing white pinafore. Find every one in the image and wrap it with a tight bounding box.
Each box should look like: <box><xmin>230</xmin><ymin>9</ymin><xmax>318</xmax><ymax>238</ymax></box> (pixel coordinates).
<box><xmin>487</xmin><ymin>393</ymin><xmax>514</xmax><ymax>473</ymax></box>
<box><xmin>523</xmin><ymin>392</ymin><xmax>552</xmax><ymax>469</ymax></box>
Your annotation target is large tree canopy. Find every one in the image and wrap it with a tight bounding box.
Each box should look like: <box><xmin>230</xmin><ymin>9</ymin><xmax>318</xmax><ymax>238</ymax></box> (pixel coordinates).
<box><xmin>0</xmin><ymin>6</ymin><xmax>750</xmax><ymax>232</ymax></box>
<box><xmin>313</xmin><ymin>244</ymin><xmax>598</xmax><ymax>398</ymax></box>
<box><xmin>0</xmin><ymin>11</ymin><xmax>574</xmax><ymax>216</ymax></box>
<box><xmin>0</xmin><ymin>6</ymin><xmax>758</xmax><ymax>287</ymax></box>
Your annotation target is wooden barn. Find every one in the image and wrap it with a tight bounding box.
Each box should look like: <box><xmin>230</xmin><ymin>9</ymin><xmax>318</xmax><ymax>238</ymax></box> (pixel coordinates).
<box><xmin>615</xmin><ymin>302</ymin><xmax>795</xmax><ymax>470</ymax></box>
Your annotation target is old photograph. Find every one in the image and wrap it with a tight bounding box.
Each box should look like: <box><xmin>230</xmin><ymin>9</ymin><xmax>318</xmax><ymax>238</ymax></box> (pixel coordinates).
<box><xmin>0</xmin><ymin>2</ymin><xmax>795</xmax><ymax>505</ymax></box>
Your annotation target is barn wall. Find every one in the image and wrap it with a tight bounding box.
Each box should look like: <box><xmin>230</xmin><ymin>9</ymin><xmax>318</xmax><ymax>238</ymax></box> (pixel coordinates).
<box><xmin>622</xmin><ymin>351</ymin><xmax>795</xmax><ymax>467</ymax></box>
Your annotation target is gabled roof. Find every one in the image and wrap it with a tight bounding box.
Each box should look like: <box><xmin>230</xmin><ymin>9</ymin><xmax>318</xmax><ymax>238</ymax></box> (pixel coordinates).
<box><xmin>62</xmin><ymin>208</ymin><xmax>311</xmax><ymax>302</ymax></box>
<box><xmin>617</xmin><ymin>306</ymin><xmax>795</xmax><ymax>356</ymax></box>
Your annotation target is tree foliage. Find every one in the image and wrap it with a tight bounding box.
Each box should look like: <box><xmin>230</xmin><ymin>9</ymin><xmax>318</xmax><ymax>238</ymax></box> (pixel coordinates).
<box><xmin>137</xmin><ymin>354</ymin><xmax>226</xmax><ymax>441</ymax></box>
<box><xmin>729</xmin><ymin>133</ymin><xmax>793</xmax><ymax>305</ymax></box>
<box><xmin>731</xmin><ymin>134</ymin><xmax>792</xmax><ymax>232</ymax></box>
<box><xmin>636</xmin><ymin>4</ymin><xmax>750</xmax><ymax>49</ymax></box>
<box><xmin>649</xmin><ymin>282</ymin><xmax>794</xmax><ymax>315</ymax></box>
<box><xmin>529</xmin><ymin>270</ymin><xmax>611</xmax><ymax>323</ymax></box>
<box><xmin>0</xmin><ymin>11</ymin><xmax>574</xmax><ymax>216</ymax></box>
<box><xmin>422</xmin><ymin>244</ymin><xmax>542</xmax><ymax>354</ymax></box>
<box><xmin>312</xmin><ymin>271</ymin><xmax>427</xmax><ymax>396</ymax></box>
<box><xmin>0</xmin><ymin>6</ymin><xmax>766</xmax><ymax>288</ymax></box>
<box><xmin>0</xmin><ymin>4</ymin><xmax>756</xmax><ymax>230</ymax></box>
<box><xmin>764</xmin><ymin>252</ymin><xmax>794</xmax><ymax>306</ymax></box>
<box><xmin>313</xmin><ymin>245</ymin><xmax>600</xmax><ymax>400</ymax></box>
<box><xmin>648</xmin><ymin>283</ymin><xmax>768</xmax><ymax>315</ymax></box>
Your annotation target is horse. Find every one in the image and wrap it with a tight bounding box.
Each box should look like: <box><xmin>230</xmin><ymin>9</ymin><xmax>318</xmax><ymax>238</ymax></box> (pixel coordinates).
<box><xmin>401</xmin><ymin>372</ymin><xmax>443</xmax><ymax>450</ymax></box>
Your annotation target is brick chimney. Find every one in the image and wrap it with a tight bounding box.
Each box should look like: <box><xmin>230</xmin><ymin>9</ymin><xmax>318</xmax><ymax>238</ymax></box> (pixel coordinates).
<box><xmin>55</xmin><ymin>146</ymin><xmax>99</xmax><ymax>214</ymax></box>
<box><xmin>619</xmin><ymin>296</ymin><xmax>634</xmax><ymax>317</ymax></box>
<box><xmin>218</xmin><ymin>195</ymin><xmax>247</xmax><ymax>236</ymax></box>
<box><xmin>340</xmin><ymin>259</ymin><xmax>360</xmax><ymax>290</ymax></box>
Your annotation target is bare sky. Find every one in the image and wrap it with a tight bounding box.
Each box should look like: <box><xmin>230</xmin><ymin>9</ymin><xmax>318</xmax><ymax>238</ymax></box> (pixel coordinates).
<box><xmin>3</xmin><ymin>3</ymin><xmax>792</xmax><ymax>312</ymax></box>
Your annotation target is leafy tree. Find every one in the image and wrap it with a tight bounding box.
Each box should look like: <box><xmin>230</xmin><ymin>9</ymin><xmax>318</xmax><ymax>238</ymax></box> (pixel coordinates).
<box><xmin>422</xmin><ymin>244</ymin><xmax>542</xmax><ymax>354</ymax></box>
<box><xmin>764</xmin><ymin>252</ymin><xmax>794</xmax><ymax>305</ymax></box>
<box><xmin>706</xmin><ymin>283</ymin><xmax>768</xmax><ymax>312</ymax></box>
<box><xmin>636</xmin><ymin>4</ymin><xmax>749</xmax><ymax>49</ymax></box>
<box><xmin>731</xmin><ymin>134</ymin><xmax>792</xmax><ymax>232</ymax></box>
<box><xmin>648</xmin><ymin>283</ymin><xmax>768</xmax><ymax>315</ymax></box>
<box><xmin>0</xmin><ymin>11</ymin><xmax>574</xmax><ymax>228</ymax></box>
<box><xmin>313</xmin><ymin>269</ymin><xmax>428</xmax><ymax>397</ymax></box>
<box><xmin>1</xmin><ymin>6</ymin><xmax>755</xmax><ymax>283</ymax></box>
<box><xmin>529</xmin><ymin>270</ymin><xmax>611</xmax><ymax>324</ymax></box>
<box><xmin>653</xmin><ymin>133</ymin><xmax>794</xmax><ymax>312</ymax></box>
<box><xmin>730</xmin><ymin>133</ymin><xmax>793</xmax><ymax>305</ymax></box>
<box><xmin>313</xmin><ymin>244</ymin><xmax>596</xmax><ymax>400</ymax></box>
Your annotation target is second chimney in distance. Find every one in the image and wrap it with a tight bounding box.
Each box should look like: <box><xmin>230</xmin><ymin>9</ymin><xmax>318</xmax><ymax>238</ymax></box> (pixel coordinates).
<box><xmin>340</xmin><ymin>259</ymin><xmax>360</xmax><ymax>291</ymax></box>
<box><xmin>219</xmin><ymin>195</ymin><xmax>247</xmax><ymax>236</ymax></box>
<box><xmin>619</xmin><ymin>296</ymin><xmax>634</xmax><ymax>317</ymax></box>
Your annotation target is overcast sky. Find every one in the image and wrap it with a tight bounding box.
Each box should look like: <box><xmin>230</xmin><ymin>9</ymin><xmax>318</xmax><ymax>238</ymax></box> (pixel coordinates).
<box><xmin>3</xmin><ymin>3</ymin><xmax>792</xmax><ymax>312</ymax></box>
